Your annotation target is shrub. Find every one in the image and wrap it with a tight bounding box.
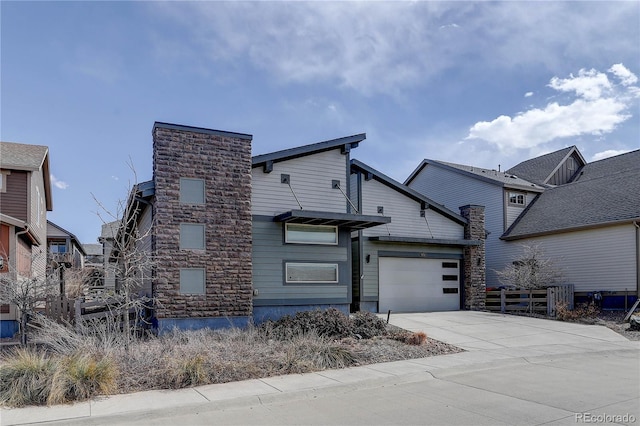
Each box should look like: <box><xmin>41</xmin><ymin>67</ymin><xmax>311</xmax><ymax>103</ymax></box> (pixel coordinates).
<box><xmin>282</xmin><ymin>333</ymin><xmax>355</xmax><ymax>372</ymax></box>
<box><xmin>351</xmin><ymin>311</ymin><xmax>387</xmax><ymax>339</ymax></box>
<box><xmin>556</xmin><ymin>302</ymin><xmax>600</xmax><ymax>322</ymax></box>
<box><xmin>391</xmin><ymin>331</ymin><xmax>427</xmax><ymax>346</ymax></box>
<box><xmin>168</xmin><ymin>354</ymin><xmax>209</xmax><ymax>388</ymax></box>
<box><xmin>261</xmin><ymin>308</ymin><xmax>353</xmax><ymax>340</ymax></box>
<box><xmin>0</xmin><ymin>348</ymin><xmax>55</xmax><ymax>407</ymax></box>
<box><xmin>48</xmin><ymin>353</ymin><xmax>117</xmax><ymax>405</ymax></box>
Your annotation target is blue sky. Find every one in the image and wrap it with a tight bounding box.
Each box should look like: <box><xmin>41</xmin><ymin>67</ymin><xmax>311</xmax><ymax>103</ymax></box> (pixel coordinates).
<box><xmin>2</xmin><ymin>1</ymin><xmax>639</xmax><ymax>244</ymax></box>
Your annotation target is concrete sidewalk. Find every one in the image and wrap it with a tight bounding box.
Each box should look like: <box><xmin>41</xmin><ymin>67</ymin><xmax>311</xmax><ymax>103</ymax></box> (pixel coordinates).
<box><xmin>2</xmin><ymin>311</ymin><xmax>638</xmax><ymax>426</ymax></box>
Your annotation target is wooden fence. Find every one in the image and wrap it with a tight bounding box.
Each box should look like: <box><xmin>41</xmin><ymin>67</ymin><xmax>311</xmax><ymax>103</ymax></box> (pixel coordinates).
<box><xmin>38</xmin><ymin>295</ymin><xmax>142</xmax><ymax>325</ymax></box>
<box><xmin>486</xmin><ymin>284</ymin><xmax>574</xmax><ymax>316</ymax></box>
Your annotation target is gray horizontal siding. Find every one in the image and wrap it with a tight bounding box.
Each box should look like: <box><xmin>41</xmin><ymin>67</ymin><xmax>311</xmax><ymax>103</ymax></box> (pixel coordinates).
<box><xmin>407</xmin><ymin>164</ymin><xmax>506</xmax><ymax>285</ymax></box>
<box><xmin>252</xmin><ymin>218</ymin><xmax>351</xmax><ymax>304</ymax></box>
<box><xmin>504</xmin><ymin>190</ymin><xmax>536</xmax><ymax>230</ymax></box>
<box><xmin>360</xmin><ymin>177</ymin><xmax>463</xmax><ymax>239</ymax></box>
<box><xmin>252</xmin><ymin>149</ymin><xmax>349</xmax><ymax>216</ymax></box>
<box><xmin>512</xmin><ymin>224</ymin><xmax>636</xmax><ymax>293</ymax></box>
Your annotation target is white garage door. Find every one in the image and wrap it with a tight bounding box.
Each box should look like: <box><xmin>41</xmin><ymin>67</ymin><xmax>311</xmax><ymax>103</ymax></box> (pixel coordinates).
<box><xmin>379</xmin><ymin>257</ymin><xmax>460</xmax><ymax>313</ymax></box>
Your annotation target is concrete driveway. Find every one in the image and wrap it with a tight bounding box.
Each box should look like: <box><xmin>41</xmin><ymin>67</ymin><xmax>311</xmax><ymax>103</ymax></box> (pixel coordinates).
<box><xmin>3</xmin><ymin>311</ymin><xmax>639</xmax><ymax>426</ymax></box>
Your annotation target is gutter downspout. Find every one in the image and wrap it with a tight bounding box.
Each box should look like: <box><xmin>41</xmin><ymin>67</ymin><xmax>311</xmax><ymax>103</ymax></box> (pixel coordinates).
<box><xmin>634</xmin><ymin>221</ymin><xmax>640</xmax><ymax>299</ymax></box>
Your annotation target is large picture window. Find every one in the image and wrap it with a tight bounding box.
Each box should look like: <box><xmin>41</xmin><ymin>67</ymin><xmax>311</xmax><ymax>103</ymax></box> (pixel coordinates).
<box><xmin>285</xmin><ymin>224</ymin><xmax>338</xmax><ymax>245</ymax></box>
<box><xmin>180</xmin><ymin>178</ymin><xmax>205</xmax><ymax>204</ymax></box>
<box><xmin>286</xmin><ymin>263</ymin><xmax>339</xmax><ymax>283</ymax></box>
<box><xmin>180</xmin><ymin>268</ymin><xmax>205</xmax><ymax>294</ymax></box>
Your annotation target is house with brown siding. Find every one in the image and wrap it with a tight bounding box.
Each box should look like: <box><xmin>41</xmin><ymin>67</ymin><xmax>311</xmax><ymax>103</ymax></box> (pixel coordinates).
<box><xmin>0</xmin><ymin>141</ymin><xmax>52</xmax><ymax>337</ymax></box>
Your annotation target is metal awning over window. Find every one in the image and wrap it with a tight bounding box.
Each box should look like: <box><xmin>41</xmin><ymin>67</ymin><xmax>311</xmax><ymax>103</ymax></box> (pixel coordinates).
<box><xmin>368</xmin><ymin>236</ymin><xmax>481</xmax><ymax>246</ymax></box>
<box><xmin>274</xmin><ymin>210</ymin><xmax>391</xmax><ymax>230</ymax></box>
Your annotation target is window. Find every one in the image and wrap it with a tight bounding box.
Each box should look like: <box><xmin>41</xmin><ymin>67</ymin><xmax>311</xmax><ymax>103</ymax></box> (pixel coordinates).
<box><xmin>442</xmin><ymin>262</ymin><xmax>458</xmax><ymax>269</ymax></box>
<box><xmin>443</xmin><ymin>288</ymin><xmax>459</xmax><ymax>294</ymax></box>
<box><xmin>49</xmin><ymin>242</ymin><xmax>67</xmax><ymax>253</ymax></box>
<box><xmin>286</xmin><ymin>263</ymin><xmax>339</xmax><ymax>283</ymax></box>
<box><xmin>180</xmin><ymin>178</ymin><xmax>205</xmax><ymax>204</ymax></box>
<box><xmin>442</xmin><ymin>275</ymin><xmax>458</xmax><ymax>281</ymax></box>
<box><xmin>0</xmin><ymin>171</ymin><xmax>8</xmax><ymax>193</ymax></box>
<box><xmin>285</xmin><ymin>224</ymin><xmax>338</xmax><ymax>245</ymax></box>
<box><xmin>508</xmin><ymin>192</ymin><xmax>526</xmax><ymax>207</ymax></box>
<box><xmin>180</xmin><ymin>224</ymin><xmax>206</xmax><ymax>250</ymax></box>
<box><xmin>36</xmin><ymin>186</ymin><xmax>41</xmax><ymax>226</ymax></box>
<box><xmin>180</xmin><ymin>268</ymin><xmax>205</xmax><ymax>294</ymax></box>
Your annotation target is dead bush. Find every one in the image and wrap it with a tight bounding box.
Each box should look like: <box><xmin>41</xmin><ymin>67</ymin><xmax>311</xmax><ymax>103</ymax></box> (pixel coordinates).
<box><xmin>392</xmin><ymin>331</ymin><xmax>427</xmax><ymax>345</ymax></box>
<box><xmin>351</xmin><ymin>311</ymin><xmax>387</xmax><ymax>339</ymax></box>
<box><xmin>556</xmin><ymin>302</ymin><xmax>600</xmax><ymax>322</ymax></box>
<box><xmin>260</xmin><ymin>308</ymin><xmax>353</xmax><ymax>339</ymax></box>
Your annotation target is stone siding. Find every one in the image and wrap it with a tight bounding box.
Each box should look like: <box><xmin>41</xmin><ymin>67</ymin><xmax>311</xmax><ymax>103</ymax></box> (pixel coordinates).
<box><xmin>460</xmin><ymin>204</ymin><xmax>486</xmax><ymax>310</ymax></box>
<box><xmin>152</xmin><ymin>125</ymin><xmax>253</xmax><ymax>320</ymax></box>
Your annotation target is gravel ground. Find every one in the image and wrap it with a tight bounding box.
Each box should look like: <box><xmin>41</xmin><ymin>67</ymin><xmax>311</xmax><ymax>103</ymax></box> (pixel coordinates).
<box><xmin>587</xmin><ymin>310</ymin><xmax>640</xmax><ymax>341</ymax></box>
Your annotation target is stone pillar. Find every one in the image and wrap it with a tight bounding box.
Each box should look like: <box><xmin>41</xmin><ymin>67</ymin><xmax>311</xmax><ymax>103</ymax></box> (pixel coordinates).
<box><xmin>459</xmin><ymin>205</ymin><xmax>486</xmax><ymax>310</ymax></box>
<box><xmin>152</xmin><ymin>123</ymin><xmax>253</xmax><ymax>329</ymax></box>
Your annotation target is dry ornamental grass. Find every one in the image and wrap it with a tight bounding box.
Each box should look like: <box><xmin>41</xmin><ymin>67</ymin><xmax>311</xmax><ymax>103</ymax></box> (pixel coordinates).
<box><xmin>0</xmin><ymin>310</ymin><xmax>462</xmax><ymax>407</ymax></box>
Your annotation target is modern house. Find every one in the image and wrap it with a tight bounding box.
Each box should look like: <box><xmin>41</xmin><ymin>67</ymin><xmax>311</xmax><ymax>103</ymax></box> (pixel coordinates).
<box><xmin>406</xmin><ymin>146</ymin><xmax>640</xmax><ymax>307</ymax></box>
<box><xmin>0</xmin><ymin>141</ymin><xmax>53</xmax><ymax>337</ymax></box>
<box><xmin>116</xmin><ymin>122</ymin><xmax>487</xmax><ymax>332</ymax></box>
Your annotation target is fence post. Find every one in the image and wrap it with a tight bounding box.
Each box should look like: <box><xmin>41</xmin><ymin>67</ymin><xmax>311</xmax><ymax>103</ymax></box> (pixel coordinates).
<box><xmin>547</xmin><ymin>287</ymin><xmax>554</xmax><ymax>316</ymax></box>
<box><xmin>500</xmin><ymin>289</ymin><xmax>506</xmax><ymax>313</ymax></box>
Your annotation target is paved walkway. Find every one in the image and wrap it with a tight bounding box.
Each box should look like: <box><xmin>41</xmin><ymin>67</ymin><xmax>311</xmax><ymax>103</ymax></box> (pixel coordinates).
<box><xmin>1</xmin><ymin>311</ymin><xmax>638</xmax><ymax>425</ymax></box>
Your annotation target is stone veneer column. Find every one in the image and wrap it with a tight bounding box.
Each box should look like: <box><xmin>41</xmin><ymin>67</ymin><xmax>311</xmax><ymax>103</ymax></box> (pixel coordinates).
<box><xmin>459</xmin><ymin>205</ymin><xmax>486</xmax><ymax>310</ymax></box>
<box><xmin>152</xmin><ymin>123</ymin><xmax>253</xmax><ymax>328</ymax></box>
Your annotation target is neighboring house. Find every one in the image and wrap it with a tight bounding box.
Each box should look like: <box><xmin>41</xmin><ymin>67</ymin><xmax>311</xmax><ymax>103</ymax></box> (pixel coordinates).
<box><xmin>114</xmin><ymin>121</ymin><xmax>488</xmax><ymax>332</ymax></box>
<box><xmin>83</xmin><ymin>243</ymin><xmax>103</xmax><ymax>268</ymax></box>
<box><xmin>502</xmin><ymin>149</ymin><xmax>640</xmax><ymax>306</ymax></box>
<box><xmin>407</xmin><ymin>146</ymin><xmax>640</xmax><ymax>307</ymax></box>
<box><xmin>0</xmin><ymin>141</ymin><xmax>53</xmax><ymax>337</ymax></box>
<box><xmin>46</xmin><ymin>220</ymin><xmax>87</xmax><ymax>294</ymax></box>
<box><xmin>350</xmin><ymin>160</ymin><xmax>485</xmax><ymax>313</ymax></box>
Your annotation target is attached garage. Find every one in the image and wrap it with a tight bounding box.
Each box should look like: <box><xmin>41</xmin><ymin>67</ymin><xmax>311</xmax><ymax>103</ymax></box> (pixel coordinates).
<box><xmin>378</xmin><ymin>257</ymin><xmax>460</xmax><ymax>313</ymax></box>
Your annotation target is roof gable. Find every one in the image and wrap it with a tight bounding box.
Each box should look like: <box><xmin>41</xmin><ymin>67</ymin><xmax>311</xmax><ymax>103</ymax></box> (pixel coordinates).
<box><xmin>502</xmin><ymin>152</ymin><xmax>640</xmax><ymax>239</ymax></box>
<box><xmin>253</xmin><ymin>134</ymin><xmax>365</xmax><ymax>172</ymax></box>
<box><xmin>506</xmin><ymin>146</ymin><xmax>586</xmax><ymax>186</ymax></box>
<box><xmin>351</xmin><ymin>159</ymin><xmax>467</xmax><ymax>225</ymax></box>
<box><xmin>405</xmin><ymin>159</ymin><xmax>544</xmax><ymax>192</ymax></box>
<box><xmin>0</xmin><ymin>141</ymin><xmax>53</xmax><ymax>211</ymax></box>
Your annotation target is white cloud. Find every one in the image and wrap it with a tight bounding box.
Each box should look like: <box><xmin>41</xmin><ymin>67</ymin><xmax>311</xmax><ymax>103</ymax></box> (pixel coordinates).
<box><xmin>609</xmin><ymin>63</ymin><xmax>638</xmax><ymax>86</ymax></box>
<box><xmin>149</xmin><ymin>2</ymin><xmax>639</xmax><ymax>96</ymax></box>
<box><xmin>548</xmin><ymin>68</ymin><xmax>611</xmax><ymax>101</ymax></box>
<box><xmin>591</xmin><ymin>149</ymin><xmax>631</xmax><ymax>161</ymax></box>
<box><xmin>465</xmin><ymin>65</ymin><xmax>639</xmax><ymax>152</ymax></box>
<box><xmin>50</xmin><ymin>175</ymin><xmax>69</xmax><ymax>190</ymax></box>
<box><xmin>524</xmin><ymin>92</ymin><xmax>533</xmax><ymax>97</ymax></box>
